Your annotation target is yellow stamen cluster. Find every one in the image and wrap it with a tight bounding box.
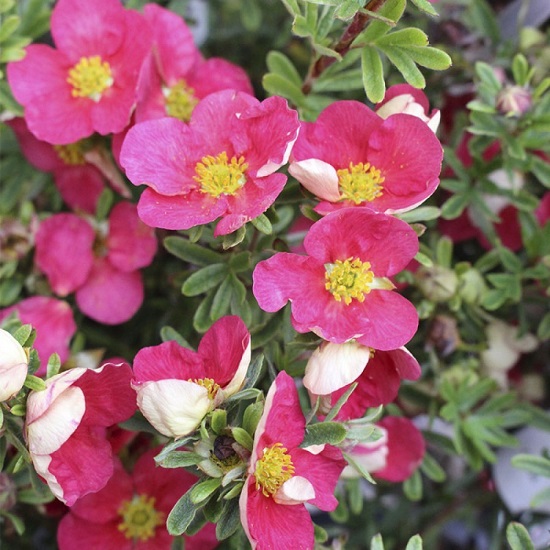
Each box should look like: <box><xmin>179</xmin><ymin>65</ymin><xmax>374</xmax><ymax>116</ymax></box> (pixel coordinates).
<box><xmin>67</xmin><ymin>56</ymin><xmax>113</xmax><ymax>101</ymax></box>
<box><xmin>189</xmin><ymin>377</ymin><xmax>221</xmax><ymax>400</ymax></box>
<box><xmin>53</xmin><ymin>143</ymin><xmax>85</xmax><ymax>165</ymax></box>
<box><xmin>194</xmin><ymin>152</ymin><xmax>248</xmax><ymax>198</ymax></box>
<box><xmin>337</xmin><ymin>161</ymin><xmax>385</xmax><ymax>204</ymax></box>
<box><xmin>117</xmin><ymin>494</ymin><xmax>164</xmax><ymax>541</ymax></box>
<box><xmin>325</xmin><ymin>257</ymin><xmax>374</xmax><ymax>305</ymax></box>
<box><xmin>164</xmin><ymin>80</ymin><xmax>199</xmax><ymax>122</ymax></box>
<box><xmin>254</xmin><ymin>443</ymin><xmax>295</xmax><ymax>497</ymax></box>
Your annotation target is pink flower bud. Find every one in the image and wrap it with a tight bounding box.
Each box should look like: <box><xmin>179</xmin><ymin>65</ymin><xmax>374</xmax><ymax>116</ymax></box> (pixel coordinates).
<box><xmin>496</xmin><ymin>85</ymin><xmax>532</xmax><ymax>116</ymax></box>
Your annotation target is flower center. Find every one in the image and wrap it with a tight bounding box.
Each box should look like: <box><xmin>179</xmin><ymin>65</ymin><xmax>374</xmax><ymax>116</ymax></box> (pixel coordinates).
<box><xmin>67</xmin><ymin>56</ymin><xmax>113</xmax><ymax>101</ymax></box>
<box><xmin>325</xmin><ymin>257</ymin><xmax>374</xmax><ymax>305</ymax></box>
<box><xmin>337</xmin><ymin>161</ymin><xmax>385</xmax><ymax>204</ymax></box>
<box><xmin>193</xmin><ymin>152</ymin><xmax>248</xmax><ymax>198</ymax></box>
<box><xmin>164</xmin><ymin>80</ymin><xmax>199</xmax><ymax>122</ymax></box>
<box><xmin>254</xmin><ymin>442</ymin><xmax>295</xmax><ymax>497</ymax></box>
<box><xmin>53</xmin><ymin>143</ymin><xmax>86</xmax><ymax>165</ymax></box>
<box><xmin>189</xmin><ymin>377</ymin><xmax>221</xmax><ymax>400</ymax></box>
<box><xmin>117</xmin><ymin>494</ymin><xmax>165</xmax><ymax>541</ymax></box>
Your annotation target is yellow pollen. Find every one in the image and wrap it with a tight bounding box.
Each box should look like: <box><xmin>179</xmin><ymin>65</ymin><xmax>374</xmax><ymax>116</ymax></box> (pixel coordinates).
<box><xmin>117</xmin><ymin>494</ymin><xmax>164</xmax><ymax>541</ymax></box>
<box><xmin>164</xmin><ymin>80</ymin><xmax>199</xmax><ymax>122</ymax></box>
<box><xmin>67</xmin><ymin>56</ymin><xmax>113</xmax><ymax>101</ymax></box>
<box><xmin>337</xmin><ymin>161</ymin><xmax>385</xmax><ymax>204</ymax></box>
<box><xmin>189</xmin><ymin>377</ymin><xmax>221</xmax><ymax>400</ymax></box>
<box><xmin>325</xmin><ymin>257</ymin><xmax>374</xmax><ymax>305</ymax></box>
<box><xmin>254</xmin><ymin>442</ymin><xmax>295</xmax><ymax>497</ymax></box>
<box><xmin>53</xmin><ymin>143</ymin><xmax>85</xmax><ymax>165</ymax></box>
<box><xmin>193</xmin><ymin>151</ymin><xmax>248</xmax><ymax>198</ymax></box>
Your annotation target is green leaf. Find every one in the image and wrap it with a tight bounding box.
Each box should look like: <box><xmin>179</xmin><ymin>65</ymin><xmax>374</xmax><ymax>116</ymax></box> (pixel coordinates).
<box><xmin>23</xmin><ymin>374</ymin><xmax>46</xmax><ymax>392</ymax></box>
<box><xmin>409</xmin><ymin>0</ymin><xmax>438</xmax><ymax>16</ymax></box>
<box><xmin>343</xmin><ymin>451</ymin><xmax>376</xmax><ymax>483</ymax></box>
<box><xmin>468</xmin><ymin>0</ymin><xmax>500</xmax><ymax>44</ymax></box>
<box><xmin>46</xmin><ymin>353</ymin><xmax>61</xmax><ymax>379</ymax></box>
<box><xmin>403</xmin><ymin>469</ymin><xmax>423</xmax><ymax>501</ymax></box>
<box><xmin>232</xmin><ymin>427</ymin><xmax>254</xmax><ymax>451</ymax></box>
<box><xmin>262</xmin><ymin>73</ymin><xmax>305</xmax><ymax>107</ymax></box>
<box><xmin>441</xmin><ymin>192</ymin><xmax>471</xmax><ymax>219</ymax></box>
<box><xmin>243</xmin><ymin>402</ymin><xmax>264</xmax><ymax>436</ymax></box>
<box><xmin>164</xmin><ymin>236</ymin><xmax>223</xmax><ymax>266</ymax></box>
<box><xmin>95</xmin><ymin>187</ymin><xmax>114</xmax><ymax>220</ymax></box>
<box><xmin>511</xmin><ymin>454</ymin><xmax>550</xmax><ymax>478</ymax></box>
<box><xmin>167</xmin><ymin>489</ymin><xmax>198</xmax><ymax>535</ymax></box>
<box><xmin>420</xmin><ymin>453</ymin><xmax>446</xmax><ymax>482</ymax></box>
<box><xmin>210</xmin><ymin>275</ymin><xmax>233</xmax><ymax>321</ymax></box>
<box><xmin>475</xmin><ymin>61</ymin><xmax>502</xmax><ymax>95</ymax></box>
<box><xmin>371</xmin><ymin>533</ymin><xmax>385</xmax><ymax>550</ymax></box>
<box><xmin>405</xmin><ymin>534</ymin><xmax>423</xmax><ymax>550</ymax></box>
<box><xmin>361</xmin><ymin>47</ymin><xmax>385</xmax><ymax>103</ymax></box>
<box><xmin>537</xmin><ymin>312</ymin><xmax>550</xmax><ymax>341</ymax></box>
<box><xmin>182</xmin><ymin>264</ymin><xmax>228</xmax><ymax>296</ymax></box>
<box><xmin>530</xmin><ymin>154</ymin><xmax>550</xmax><ymax>188</ymax></box>
<box><xmin>13</xmin><ymin>324</ymin><xmax>33</xmax><ymax>346</ymax></box>
<box><xmin>0</xmin><ymin>1</ymin><xmax>16</xmax><ymax>14</ymax></box>
<box><xmin>359</xmin><ymin>0</ymin><xmax>405</xmax><ymax>43</ymax></box>
<box><xmin>211</xmin><ymin>409</ymin><xmax>227</xmax><ymax>435</ymax></box>
<box><xmin>398</xmin><ymin>206</ymin><xmax>441</xmax><ymax>223</ymax></box>
<box><xmin>189</xmin><ymin>478</ymin><xmax>222</xmax><ymax>504</ymax></box>
<box><xmin>222</xmin><ymin>226</ymin><xmax>247</xmax><ymax>250</ymax></box>
<box><xmin>216</xmin><ymin>499</ymin><xmax>241</xmax><ymax>540</ymax></box>
<box><xmin>325</xmin><ymin>383</ymin><xmax>358</xmax><ymax>422</ymax></box>
<box><xmin>0</xmin><ymin>15</ymin><xmax>19</xmax><ymax>43</ymax></box>
<box><xmin>159</xmin><ymin>451</ymin><xmax>204</xmax><ymax>468</ymax></box>
<box><xmin>375</xmin><ymin>28</ymin><xmax>428</xmax><ymax>47</ymax></box>
<box><xmin>250</xmin><ymin>213</ymin><xmax>272</xmax><ymax>235</ymax></box>
<box><xmin>512</xmin><ymin>54</ymin><xmax>530</xmax><ymax>87</ymax></box>
<box><xmin>314</xmin><ymin>523</ymin><xmax>329</xmax><ymax>543</ymax></box>
<box><xmin>506</xmin><ymin>522</ymin><xmax>535</xmax><ymax>550</ymax></box>
<box><xmin>160</xmin><ymin>326</ymin><xmax>192</xmax><ymax>349</ymax></box>
<box><xmin>406</xmin><ymin>46</ymin><xmax>452</xmax><ymax>71</ymax></box>
<box><xmin>302</xmin><ymin>421</ymin><xmax>347</xmax><ymax>447</ymax></box>
<box><xmin>266</xmin><ymin>51</ymin><xmax>302</xmax><ymax>87</ymax></box>
<box><xmin>3</xmin><ymin>512</ymin><xmax>24</xmax><ymax>536</ymax></box>
<box><xmin>193</xmin><ymin>290</ymin><xmax>216</xmax><ymax>333</ymax></box>
<box><xmin>379</xmin><ymin>45</ymin><xmax>425</xmax><ymax>88</ymax></box>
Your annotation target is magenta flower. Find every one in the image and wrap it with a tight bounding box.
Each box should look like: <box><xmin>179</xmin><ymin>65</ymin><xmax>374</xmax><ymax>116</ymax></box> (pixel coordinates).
<box><xmin>135</xmin><ymin>4</ymin><xmax>253</xmax><ymax>123</ymax></box>
<box><xmin>288</xmin><ymin>100</ymin><xmax>443</xmax><ymax>215</ymax></box>
<box><xmin>239</xmin><ymin>371</ymin><xmax>346</xmax><ymax>550</ymax></box>
<box><xmin>253</xmin><ymin>208</ymin><xmax>419</xmax><ymax>350</ymax></box>
<box><xmin>343</xmin><ymin>416</ymin><xmax>425</xmax><ymax>482</ymax></box>
<box><xmin>132</xmin><ymin>315</ymin><xmax>251</xmax><ymax>438</ymax></box>
<box><xmin>0</xmin><ymin>297</ymin><xmax>76</xmax><ymax>372</ymax></box>
<box><xmin>25</xmin><ymin>362</ymin><xmax>136</xmax><ymax>506</ymax></box>
<box><xmin>7</xmin><ymin>0</ymin><xmax>152</xmax><ymax>144</ymax></box>
<box><xmin>6</xmin><ymin>118</ymin><xmax>104</xmax><ymax>214</ymax></box>
<box><xmin>120</xmin><ymin>89</ymin><xmax>300</xmax><ymax>236</ymax></box>
<box><xmin>34</xmin><ymin>202</ymin><xmax>157</xmax><ymax>324</ymax></box>
<box><xmin>57</xmin><ymin>447</ymin><xmax>218</xmax><ymax>550</ymax></box>
<box><xmin>303</xmin><ymin>342</ymin><xmax>421</xmax><ymax>419</ymax></box>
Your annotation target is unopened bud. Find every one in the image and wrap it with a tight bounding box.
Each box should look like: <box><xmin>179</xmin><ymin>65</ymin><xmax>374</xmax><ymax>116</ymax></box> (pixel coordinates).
<box><xmin>426</xmin><ymin>314</ymin><xmax>461</xmax><ymax>356</ymax></box>
<box><xmin>416</xmin><ymin>265</ymin><xmax>458</xmax><ymax>302</ymax></box>
<box><xmin>0</xmin><ymin>473</ymin><xmax>17</xmax><ymax>511</ymax></box>
<box><xmin>496</xmin><ymin>85</ymin><xmax>532</xmax><ymax>116</ymax></box>
<box><xmin>458</xmin><ymin>267</ymin><xmax>488</xmax><ymax>304</ymax></box>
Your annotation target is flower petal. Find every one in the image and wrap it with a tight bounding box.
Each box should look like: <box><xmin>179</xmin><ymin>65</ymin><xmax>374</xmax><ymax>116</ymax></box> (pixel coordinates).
<box><xmin>288</xmin><ymin>159</ymin><xmax>341</xmax><ymax>202</ymax></box>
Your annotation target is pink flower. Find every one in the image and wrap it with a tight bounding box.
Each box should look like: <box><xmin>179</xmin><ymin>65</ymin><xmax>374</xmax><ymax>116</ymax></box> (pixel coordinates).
<box><xmin>57</xmin><ymin>447</ymin><xmax>218</xmax><ymax>550</ymax></box>
<box><xmin>34</xmin><ymin>202</ymin><xmax>157</xmax><ymax>324</ymax></box>
<box><xmin>25</xmin><ymin>362</ymin><xmax>136</xmax><ymax>506</ymax></box>
<box><xmin>253</xmin><ymin>208</ymin><xmax>419</xmax><ymax>350</ymax></box>
<box><xmin>239</xmin><ymin>371</ymin><xmax>346</xmax><ymax>550</ymax></box>
<box><xmin>6</xmin><ymin>118</ymin><xmax>104</xmax><ymax>214</ymax></box>
<box><xmin>120</xmin><ymin>89</ymin><xmax>300</xmax><ymax>236</ymax></box>
<box><xmin>304</xmin><ymin>342</ymin><xmax>421</xmax><ymax>419</ymax></box>
<box><xmin>132</xmin><ymin>316</ymin><xmax>251</xmax><ymax>438</ymax></box>
<box><xmin>343</xmin><ymin>416</ymin><xmax>425</xmax><ymax>482</ymax></box>
<box><xmin>0</xmin><ymin>328</ymin><xmax>28</xmax><ymax>402</ymax></box>
<box><xmin>0</xmin><ymin>297</ymin><xmax>76</xmax><ymax>372</ymax></box>
<box><xmin>135</xmin><ymin>4</ymin><xmax>253</xmax><ymax>123</ymax></box>
<box><xmin>375</xmin><ymin>84</ymin><xmax>441</xmax><ymax>133</ymax></box>
<box><xmin>7</xmin><ymin>0</ymin><xmax>152</xmax><ymax>144</ymax></box>
<box><xmin>288</xmin><ymin>100</ymin><xmax>443</xmax><ymax>215</ymax></box>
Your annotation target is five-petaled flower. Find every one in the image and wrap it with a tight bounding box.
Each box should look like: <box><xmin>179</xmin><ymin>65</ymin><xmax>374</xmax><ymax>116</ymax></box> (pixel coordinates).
<box><xmin>132</xmin><ymin>315</ymin><xmax>251</xmax><ymax>439</ymax></box>
<box><xmin>253</xmin><ymin>207</ymin><xmax>419</xmax><ymax>351</ymax></box>
<box><xmin>7</xmin><ymin>0</ymin><xmax>152</xmax><ymax>144</ymax></box>
<box><xmin>288</xmin><ymin>99</ymin><xmax>443</xmax><ymax>216</ymax></box>
<box><xmin>239</xmin><ymin>371</ymin><xmax>346</xmax><ymax>550</ymax></box>
<box><xmin>120</xmin><ymin>89</ymin><xmax>300</xmax><ymax>236</ymax></box>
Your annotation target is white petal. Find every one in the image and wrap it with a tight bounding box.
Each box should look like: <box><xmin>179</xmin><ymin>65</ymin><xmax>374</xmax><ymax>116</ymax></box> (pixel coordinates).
<box><xmin>288</xmin><ymin>159</ymin><xmax>341</xmax><ymax>202</ymax></box>
<box><xmin>303</xmin><ymin>341</ymin><xmax>371</xmax><ymax>395</ymax></box>
<box><xmin>135</xmin><ymin>379</ymin><xmax>211</xmax><ymax>438</ymax></box>
<box><xmin>274</xmin><ymin>476</ymin><xmax>315</xmax><ymax>505</ymax></box>
<box><xmin>223</xmin><ymin>334</ymin><xmax>252</xmax><ymax>397</ymax></box>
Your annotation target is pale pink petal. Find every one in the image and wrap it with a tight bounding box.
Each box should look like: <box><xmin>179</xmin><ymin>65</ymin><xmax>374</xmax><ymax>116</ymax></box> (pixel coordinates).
<box><xmin>0</xmin><ymin>329</ymin><xmax>28</xmax><ymax>401</ymax></box>
<box><xmin>274</xmin><ymin>476</ymin><xmax>315</xmax><ymax>505</ymax></box>
<box><xmin>75</xmin><ymin>258</ymin><xmax>144</xmax><ymax>325</ymax></box>
<box><xmin>135</xmin><ymin>379</ymin><xmax>211</xmax><ymax>438</ymax></box>
<box><xmin>35</xmin><ymin>214</ymin><xmax>95</xmax><ymax>296</ymax></box>
<box><xmin>288</xmin><ymin>159</ymin><xmax>341</xmax><ymax>202</ymax></box>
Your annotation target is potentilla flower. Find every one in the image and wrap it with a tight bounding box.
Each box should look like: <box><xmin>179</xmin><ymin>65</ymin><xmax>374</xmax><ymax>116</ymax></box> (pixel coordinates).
<box><xmin>0</xmin><ymin>297</ymin><xmax>76</xmax><ymax>373</ymax></box>
<box><xmin>132</xmin><ymin>315</ymin><xmax>251</xmax><ymax>438</ymax></box>
<box><xmin>0</xmin><ymin>328</ymin><xmax>28</xmax><ymax>402</ymax></box>
<box><xmin>376</xmin><ymin>84</ymin><xmax>441</xmax><ymax>133</ymax></box>
<box><xmin>253</xmin><ymin>207</ymin><xmax>419</xmax><ymax>350</ymax></box>
<box><xmin>120</xmin><ymin>89</ymin><xmax>300</xmax><ymax>236</ymax></box>
<box><xmin>57</xmin><ymin>447</ymin><xmax>218</xmax><ymax>550</ymax></box>
<box><xmin>239</xmin><ymin>371</ymin><xmax>346</xmax><ymax>550</ymax></box>
<box><xmin>304</xmin><ymin>342</ymin><xmax>421</xmax><ymax>420</ymax></box>
<box><xmin>343</xmin><ymin>416</ymin><xmax>425</xmax><ymax>482</ymax></box>
<box><xmin>7</xmin><ymin>0</ymin><xmax>152</xmax><ymax>144</ymax></box>
<box><xmin>6</xmin><ymin>118</ymin><xmax>105</xmax><ymax>214</ymax></box>
<box><xmin>135</xmin><ymin>4</ymin><xmax>253</xmax><ymax>123</ymax></box>
<box><xmin>288</xmin><ymin>100</ymin><xmax>443</xmax><ymax>216</ymax></box>
<box><xmin>34</xmin><ymin>202</ymin><xmax>157</xmax><ymax>324</ymax></box>
<box><xmin>25</xmin><ymin>362</ymin><xmax>136</xmax><ymax>506</ymax></box>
